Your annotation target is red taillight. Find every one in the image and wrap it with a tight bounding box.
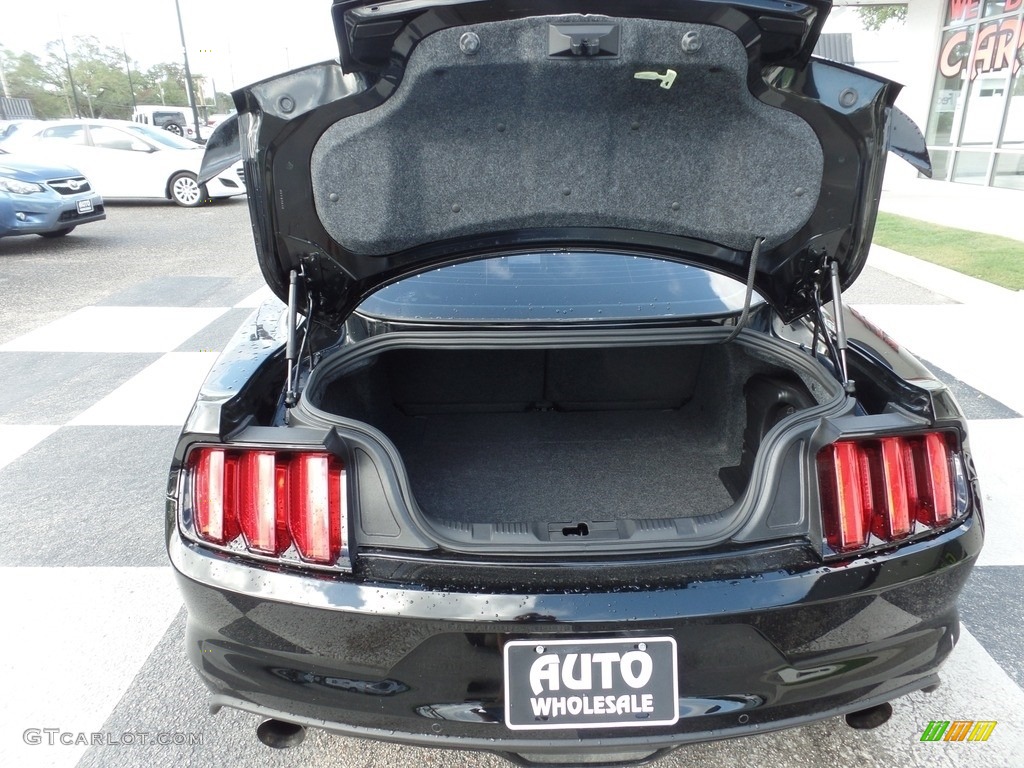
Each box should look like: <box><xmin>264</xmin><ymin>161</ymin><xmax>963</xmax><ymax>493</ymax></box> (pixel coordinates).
<box><xmin>195</xmin><ymin>448</ymin><xmax>238</xmax><ymax>544</ymax></box>
<box><xmin>288</xmin><ymin>453</ymin><xmax>344</xmax><ymax>563</ymax></box>
<box><xmin>191</xmin><ymin>447</ymin><xmax>346</xmax><ymax>565</ymax></box>
<box><xmin>237</xmin><ymin>451</ymin><xmax>287</xmax><ymax>555</ymax></box>
<box><xmin>817</xmin><ymin>432</ymin><xmax>959</xmax><ymax>554</ymax></box>
<box><xmin>921</xmin><ymin>432</ymin><xmax>954</xmax><ymax>525</ymax></box>
<box><xmin>818</xmin><ymin>441</ymin><xmax>869</xmax><ymax>551</ymax></box>
<box><xmin>878</xmin><ymin>437</ymin><xmax>912</xmax><ymax>538</ymax></box>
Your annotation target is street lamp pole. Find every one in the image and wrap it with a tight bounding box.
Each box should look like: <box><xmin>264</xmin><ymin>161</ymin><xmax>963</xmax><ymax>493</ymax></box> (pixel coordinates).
<box><xmin>174</xmin><ymin>0</ymin><xmax>202</xmax><ymax>139</ymax></box>
<box><xmin>122</xmin><ymin>36</ymin><xmax>137</xmax><ymax>113</ymax></box>
<box><xmin>0</xmin><ymin>49</ymin><xmax>11</xmax><ymax>99</ymax></box>
<box><xmin>57</xmin><ymin>17</ymin><xmax>82</xmax><ymax>117</ymax></box>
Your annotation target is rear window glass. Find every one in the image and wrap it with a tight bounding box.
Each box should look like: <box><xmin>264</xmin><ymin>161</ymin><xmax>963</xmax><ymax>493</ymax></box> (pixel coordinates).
<box><xmin>357</xmin><ymin>253</ymin><xmax>759</xmax><ymax>323</ymax></box>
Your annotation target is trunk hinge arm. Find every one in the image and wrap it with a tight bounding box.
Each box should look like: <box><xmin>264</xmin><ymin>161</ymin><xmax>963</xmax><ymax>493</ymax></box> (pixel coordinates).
<box><xmin>722</xmin><ymin>235</ymin><xmax>765</xmax><ymax>344</ymax></box>
<box><xmin>811</xmin><ymin>257</ymin><xmax>855</xmax><ymax>394</ymax></box>
<box><xmin>284</xmin><ymin>265</ymin><xmax>312</xmax><ymax>408</ymax></box>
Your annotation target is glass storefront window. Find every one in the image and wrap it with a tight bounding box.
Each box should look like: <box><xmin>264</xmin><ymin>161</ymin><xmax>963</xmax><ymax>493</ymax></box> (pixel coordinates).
<box><xmin>948</xmin><ymin>0</ymin><xmax>1024</xmax><ymax>24</ymax></box>
<box><xmin>947</xmin><ymin>0</ymin><xmax>977</xmax><ymax>24</ymax></box>
<box><xmin>952</xmin><ymin>150</ymin><xmax>993</xmax><ymax>183</ymax></box>
<box><xmin>928</xmin><ymin>3</ymin><xmax>1024</xmax><ymax>187</ymax></box>
<box><xmin>926</xmin><ymin>83</ymin><xmax>965</xmax><ymax>148</ymax></box>
<box><xmin>930</xmin><ymin>149</ymin><xmax>954</xmax><ymax>180</ymax></box>
<box><xmin>1003</xmin><ymin>66</ymin><xmax>1024</xmax><ymax>144</ymax></box>
<box><xmin>960</xmin><ymin>74</ymin><xmax>1010</xmax><ymax>144</ymax></box>
<box><xmin>928</xmin><ymin>29</ymin><xmax>975</xmax><ymax>146</ymax></box>
<box><xmin>992</xmin><ymin>152</ymin><xmax>1024</xmax><ymax>189</ymax></box>
<box><xmin>983</xmin><ymin>0</ymin><xmax>1016</xmax><ymax>18</ymax></box>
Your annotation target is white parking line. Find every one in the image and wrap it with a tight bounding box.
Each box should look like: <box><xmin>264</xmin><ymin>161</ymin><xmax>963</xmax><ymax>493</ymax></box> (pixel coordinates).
<box><xmin>0</xmin><ymin>425</ymin><xmax>60</xmax><ymax>471</ymax></box>
<box><xmin>966</xmin><ymin>419</ymin><xmax>1024</xmax><ymax>568</ymax></box>
<box><xmin>0</xmin><ymin>307</ymin><xmax>229</xmax><ymax>354</ymax></box>
<box><xmin>0</xmin><ymin>567</ymin><xmax>182</xmax><ymax>768</ymax></box>
<box><xmin>233</xmin><ymin>286</ymin><xmax>276</xmax><ymax>309</ymax></box>
<box><xmin>69</xmin><ymin>353</ymin><xmax>220</xmax><ymax>426</ymax></box>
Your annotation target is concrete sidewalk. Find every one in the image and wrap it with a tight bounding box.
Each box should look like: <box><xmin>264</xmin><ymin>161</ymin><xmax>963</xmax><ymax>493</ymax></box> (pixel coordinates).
<box><xmin>871</xmin><ymin>167</ymin><xmax>1023</xmax><ymax>305</ymax></box>
<box><xmin>854</xmin><ymin>169</ymin><xmax>1024</xmax><ymax>411</ymax></box>
<box><xmin>879</xmin><ymin>171</ymin><xmax>1024</xmax><ymax>243</ymax></box>
<box><xmin>867</xmin><ymin>245</ymin><xmax>1023</xmax><ymax>305</ymax></box>
<box><xmin>860</xmin><ymin>238</ymin><xmax>1024</xmax><ymax>415</ymax></box>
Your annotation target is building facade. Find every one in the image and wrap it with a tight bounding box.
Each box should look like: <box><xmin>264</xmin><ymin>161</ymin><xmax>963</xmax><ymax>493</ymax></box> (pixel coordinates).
<box><xmin>826</xmin><ymin>1</ymin><xmax>1023</xmax><ymax>191</ymax></box>
<box><xmin>926</xmin><ymin>0</ymin><xmax>1024</xmax><ymax>189</ymax></box>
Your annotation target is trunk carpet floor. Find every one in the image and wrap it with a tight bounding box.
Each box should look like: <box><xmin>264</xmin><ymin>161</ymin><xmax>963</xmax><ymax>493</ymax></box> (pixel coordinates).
<box><xmin>386</xmin><ymin>409</ymin><xmax>736</xmax><ymax>524</ymax></box>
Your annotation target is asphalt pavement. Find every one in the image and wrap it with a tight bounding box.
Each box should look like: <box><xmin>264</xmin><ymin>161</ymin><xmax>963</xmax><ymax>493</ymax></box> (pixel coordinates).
<box><xmin>0</xmin><ymin>195</ymin><xmax>1022</xmax><ymax>768</ymax></box>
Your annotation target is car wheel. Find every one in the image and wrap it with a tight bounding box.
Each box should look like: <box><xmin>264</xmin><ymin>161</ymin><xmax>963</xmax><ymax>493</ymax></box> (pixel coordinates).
<box><xmin>165</xmin><ymin>123</ymin><xmax>184</xmax><ymax>136</ymax></box>
<box><xmin>170</xmin><ymin>172</ymin><xmax>207</xmax><ymax>207</ymax></box>
<box><xmin>39</xmin><ymin>226</ymin><xmax>75</xmax><ymax>238</ymax></box>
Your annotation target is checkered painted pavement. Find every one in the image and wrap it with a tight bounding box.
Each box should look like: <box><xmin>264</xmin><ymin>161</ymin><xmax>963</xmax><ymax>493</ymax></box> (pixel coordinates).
<box><xmin>0</xmin><ymin>267</ymin><xmax>1021</xmax><ymax>768</ymax></box>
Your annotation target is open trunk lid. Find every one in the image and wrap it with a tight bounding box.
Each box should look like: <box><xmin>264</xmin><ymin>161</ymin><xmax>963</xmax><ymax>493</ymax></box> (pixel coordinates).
<box><xmin>202</xmin><ymin>0</ymin><xmax>928</xmax><ymax>327</ymax></box>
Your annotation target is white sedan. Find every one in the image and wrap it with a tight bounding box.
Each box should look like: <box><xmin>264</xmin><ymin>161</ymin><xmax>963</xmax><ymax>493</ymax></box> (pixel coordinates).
<box><xmin>1</xmin><ymin>119</ymin><xmax>245</xmax><ymax>207</ymax></box>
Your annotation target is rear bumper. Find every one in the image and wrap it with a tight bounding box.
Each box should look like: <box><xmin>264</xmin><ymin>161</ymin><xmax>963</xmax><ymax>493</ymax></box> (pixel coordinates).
<box><xmin>209</xmin><ymin>674</ymin><xmax>938</xmax><ymax>761</ymax></box>
<box><xmin>169</xmin><ymin>515</ymin><xmax>981</xmax><ymax>757</ymax></box>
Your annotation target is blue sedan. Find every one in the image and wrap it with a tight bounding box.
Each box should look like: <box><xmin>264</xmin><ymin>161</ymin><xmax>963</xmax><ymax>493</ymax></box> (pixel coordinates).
<box><xmin>0</xmin><ymin>149</ymin><xmax>105</xmax><ymax>239</ymax></box>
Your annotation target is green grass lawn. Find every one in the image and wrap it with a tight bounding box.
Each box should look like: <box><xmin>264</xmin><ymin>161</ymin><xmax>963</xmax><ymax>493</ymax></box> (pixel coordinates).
<box><xmin>872</xmin><ymin>212</ymin><xmax>1024</xmax><ymax>291</ymax></box>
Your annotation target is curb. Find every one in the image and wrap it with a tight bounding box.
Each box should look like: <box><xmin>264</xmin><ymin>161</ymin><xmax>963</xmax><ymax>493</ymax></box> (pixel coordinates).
<box><xmin>866</xmin><ymin>245</ymin><xmax>1024</xmax><ymax>305</ymax></box>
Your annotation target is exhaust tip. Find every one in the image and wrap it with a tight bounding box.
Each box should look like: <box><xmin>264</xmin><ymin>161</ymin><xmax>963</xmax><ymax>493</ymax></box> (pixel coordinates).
<box><xmin>844</xmin><ymin>702</ymin><xmax>893</xmax><ymax>730</ymax></box>
<box><xmin>256</xmin><ymin>719</ymin><xmax>306</xmax><ymax>749</ymax></box>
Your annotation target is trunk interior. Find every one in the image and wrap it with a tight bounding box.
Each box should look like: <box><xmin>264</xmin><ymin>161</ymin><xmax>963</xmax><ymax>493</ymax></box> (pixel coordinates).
<box><xmin>308</xmin><ymin>343</ymin><xmax>821</xmax><ymax>528</ymax></box>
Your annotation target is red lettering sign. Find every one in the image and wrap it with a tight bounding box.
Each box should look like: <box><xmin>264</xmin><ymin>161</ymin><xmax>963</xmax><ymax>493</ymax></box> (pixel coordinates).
<box><xmin>948</xmin><ymin>0</ymin><xmax>981</xmax><ymax>21</ymax></box>
<box><xmin>940</xmin><ymin>30</ymin><xmax>970</xmax><ymax>78</ymax></box>
<box><xmin>992</xmin><ymin>19</ymin><xmax>1022</xmax><ymax>75</ymax></box>
<box><xmin>939</xmin><ymin>19</ymin><xmax>1024</xmax><ymax>79</ymax></box>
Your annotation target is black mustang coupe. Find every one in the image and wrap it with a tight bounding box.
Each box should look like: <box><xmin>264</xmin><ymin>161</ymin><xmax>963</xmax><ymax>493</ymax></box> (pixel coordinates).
<box><xmin>168</xmin><ymin>0</ymin><xmax>983</xmax><ymax>764</ymax></box>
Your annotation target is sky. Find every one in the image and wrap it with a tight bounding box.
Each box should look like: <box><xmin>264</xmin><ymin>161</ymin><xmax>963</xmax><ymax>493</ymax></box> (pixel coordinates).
<box><xmin>0</xmin><ymin>0</ymin><xmax>340</xmax><ymax>94</ymax></box>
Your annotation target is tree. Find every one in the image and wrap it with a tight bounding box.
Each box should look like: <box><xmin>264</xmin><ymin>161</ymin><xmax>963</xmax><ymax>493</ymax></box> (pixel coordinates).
<box><xmin>213</xmin><ymin>91</ymin><xmax>234</xmax><ymax>113</ymax></box>
<box><xmin>858</xmin><ymin>5</ymin><xmax>908</xmax><ymax>31</ymax></box>
<box><xmin>68</xmin><ymin>36</ymin><xmax>136</xmax><ymax>118</ymax></box>
<box><xmin>0</xmin><ymin>37</ymin><xmax>209</xmax><ymax>119</ymax></box>
<box><xmin>138</xmin><ymin>62</ymin><xmax>191</xmax><ymax>107</ymax></box>
<box><xmin>0</xmin><ymin>46</ymin><xmax>72</xmax><ymax>118</ymax></box>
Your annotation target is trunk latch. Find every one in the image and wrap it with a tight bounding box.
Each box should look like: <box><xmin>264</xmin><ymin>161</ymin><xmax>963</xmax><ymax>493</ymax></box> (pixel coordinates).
<box><xmin>561</xmin><ymin>522</ymin><xmax>590</xmax><ymax>537</ymax></box>
<box><xmin>549</xmin><ymin>521</ymin><xmax>618</xmax><ymax>540</ymax></box>
<box><xmin>548</xmin><ymin>24</ymin><xmax>620</xmax><ymax>58</ymax></box>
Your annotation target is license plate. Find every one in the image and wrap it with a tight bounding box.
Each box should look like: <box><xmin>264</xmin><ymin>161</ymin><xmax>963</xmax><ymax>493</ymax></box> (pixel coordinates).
<box><xmin>504</xmin><ymin>637</ymin><xmax>679</xmax><ymax>730</ymax></box>
<box><xmin>76</xmin><ymin>199</ymin><xmax>93</xmax><ymax>214</ymax></box>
